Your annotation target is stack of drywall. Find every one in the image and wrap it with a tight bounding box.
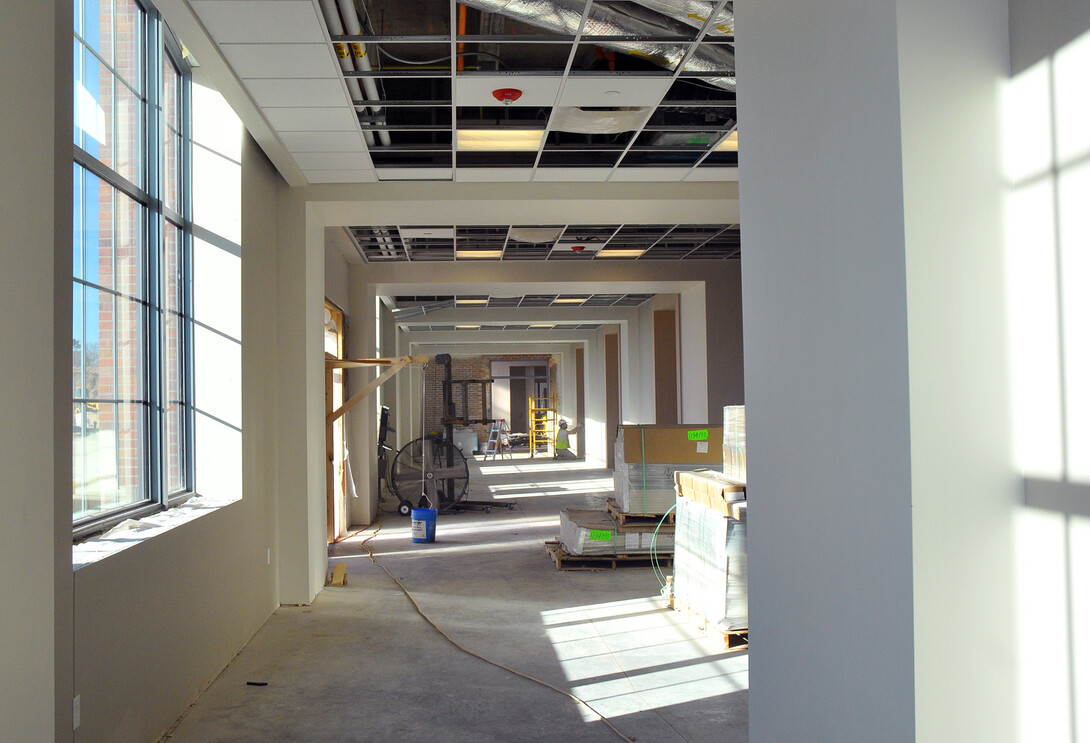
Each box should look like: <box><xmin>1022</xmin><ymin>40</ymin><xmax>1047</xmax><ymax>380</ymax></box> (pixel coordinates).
<box><xmin>722</xmin><ymin>405</ymin><xmax>746</xmax><ymax>483</ymax></box>
<box><xmin>559</xmin><ymin>507</ymin><xmax>674</xmax><ymax>556</ymax></box>
<box><xmin>673</xmin><ymin>470</ymin><xmax>747</xmax><ymax>631</ymax></box>
<box><xmin>614</xmin><ymin>424</ymin><xmax>723</xmax><ymax>513</ymax></box>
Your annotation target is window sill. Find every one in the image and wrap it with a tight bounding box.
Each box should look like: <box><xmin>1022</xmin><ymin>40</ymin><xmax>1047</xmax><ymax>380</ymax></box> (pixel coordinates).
<box><xmin>73</xmin><ymin>494</ymin><xmax>240</xmax><ymax>570</ymax></box>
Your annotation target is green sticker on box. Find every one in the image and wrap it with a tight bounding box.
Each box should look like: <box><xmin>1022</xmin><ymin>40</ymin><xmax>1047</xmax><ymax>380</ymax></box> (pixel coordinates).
<box><xmin>687</xmin><ymin>429</ymin><xmax>710</xmax><ymax>441</ymax></box>
<box><xmin>589</xmin><ymin>529</ymin><xmax>613</xmax><ymax>541</ymax></box>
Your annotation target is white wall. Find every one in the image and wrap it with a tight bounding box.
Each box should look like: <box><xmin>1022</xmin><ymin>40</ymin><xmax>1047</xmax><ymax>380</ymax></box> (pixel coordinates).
<box><xmin>0</xmin><ymin>2</ymin><xmax>70</xmax><ymax>740</ymax></box>
<box><xmin>70</xmin><ymin>131</ymin><xmax>283</xmax><ymax>742</ymax></box>
<box><xmin>736</xmin><ymin>1</ymin><xmax>917</xmax><ymax>740</ymax></box>
<box><xmin>897</xmin><ymin>1</ymin><xmax>1021</xmax><ymax>740</ymax></box>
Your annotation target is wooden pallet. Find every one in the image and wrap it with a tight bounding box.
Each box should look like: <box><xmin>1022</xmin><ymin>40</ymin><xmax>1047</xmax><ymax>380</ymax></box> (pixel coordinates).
<box><xmin>605</xmin><ymin>498</ymin><xmax>676</xmax><ymax>532</ymax></box>
<box><xmin>669</xmin><ymin>595</ymin><xmax>748</xmax><ymax>650</ymax></box>
<box><xmin>544</xmin><ymin>540</ymin><xmax>674</xmax><ymax>571</ymax></box>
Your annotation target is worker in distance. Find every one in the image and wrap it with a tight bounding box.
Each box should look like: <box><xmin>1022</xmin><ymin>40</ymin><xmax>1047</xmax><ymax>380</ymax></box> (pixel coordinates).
<box><xmin>554</xmin><ymin>419</ymin><xmax>581</xmax><ymax>459</ymax></box>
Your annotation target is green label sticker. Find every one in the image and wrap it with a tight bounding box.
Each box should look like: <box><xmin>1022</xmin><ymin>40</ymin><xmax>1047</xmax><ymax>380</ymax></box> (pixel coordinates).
<box><xmin>687</xmin><ymin>429</ymin><xmax>710</xmax><ymax>441</ymax></box>
<box><xmin>589</xmin><ymin>529</ymin><xmax>613</xmax><ymax>541</ymax></box>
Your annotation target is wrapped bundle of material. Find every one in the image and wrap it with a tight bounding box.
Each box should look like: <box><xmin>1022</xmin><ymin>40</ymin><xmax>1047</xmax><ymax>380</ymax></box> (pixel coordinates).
<box><xmin>672</xmin><ymin>496</ymin><xmax>748</xmax><ymax>631</ymax></box>
<box><xmin>722</xmin><ymin>405</ymin><xmax>746</xmax><ymax>482</ymax></box>
<box><xmin>559</xmin><ymin>508</ymin><xmax>674</xmax><ymax>556</ymax></box>
<box><xmin>614</xmin><ymin>425</ymin><xmax>723</xmax><ymax>514</ymax></box>
<box><xmin>674</xmin><ymin>469</ymin><xmax>745</xmax><ymax>516</ymax></box>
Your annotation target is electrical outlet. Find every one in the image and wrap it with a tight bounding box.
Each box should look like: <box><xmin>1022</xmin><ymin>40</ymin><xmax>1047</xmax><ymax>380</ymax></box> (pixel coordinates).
<box><xmin>73</xmin><ymin>695</ymin><xmax>80</xmax><ymax>730</ymax></box>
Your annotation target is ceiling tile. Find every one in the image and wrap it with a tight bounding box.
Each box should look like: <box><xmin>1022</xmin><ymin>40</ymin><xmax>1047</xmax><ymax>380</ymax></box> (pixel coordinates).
<box><xmin>305</xmin><ymin>169</ymin><xmax>378</xmax><ymax>183</ymax></box>
<box><xmin>684</xmin><ymin>166</ymin><xmax>740</xmax><ymax>182</ymax></box>
<box><xmin>281</xmin><ymin>131</ymin><xmax>366</xmax><ymax>152</ymax></box>
<box><xmin>455</xmin><ymin>76</ymin><xmax>563</xmax><ymax>108</ymax></box>
<box><xmin>455</xmin><ymin>169</ymin><xmax>533</xmax><ymax>183</ymax></box>
<box><xmin>533</xmin><ymin>168</ymin><xmax>610</xmax><ymax>182</ymax></box>
<box><xmin>220</xmin><ymin>43</ymin><xmax>338</xmax><ymax>79</ymax></box>
<box><xmin>246</xmin><ymin>78</ymin><xmax>347</xmax><ymax>108</ymax></box>
<box><xmin>377</xmin><ymin>168</ymin><xmax>454</xmax><ymax>181</ymax></box>
<box><xmin>610</xmin><ymin>168</ymin><xmax>695</xmax><ymax>182</ymax></box>
<box><xmin>263</xmin><ymin>106</ymin><xmax>359</xmax><ymax>132</ymax></box>
<box><xmin>294</xmin><ymin>152</ymin><xmax>372</xmax><ymax>170</ymax></box>
<box><xmin>190</xmin><ymin>1</ymin><xmax>327</xmax><ymax>43</ymax></box>
<box><xmin>557</xmin><ymin>77</ymin><xmax>673</xmax><ymax>108</ymax></box>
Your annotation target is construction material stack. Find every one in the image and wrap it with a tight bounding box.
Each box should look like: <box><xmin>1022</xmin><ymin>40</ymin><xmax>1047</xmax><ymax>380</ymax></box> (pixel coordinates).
<box><xmin>612</xmin><ymin>424</ymin><xmax>724</xmax><ymax>514</ymax></box>
<box><xmin>545</xmin><ymin>424</ymin><xmax>722</xmax><ymax>570</ymax></box>
<box><xmin>669</xmin><ymin>407</ymin><xmax>747</xmax><ymax>647</ymax></box>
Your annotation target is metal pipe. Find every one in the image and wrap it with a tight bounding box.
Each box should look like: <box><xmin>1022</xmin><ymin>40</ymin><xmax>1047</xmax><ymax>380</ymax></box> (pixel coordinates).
<box><xmin>336</xmin><ymin>0</ymin><xmax>393</xmax><ymax>146</ymax></box>
<box><xmin>317</xmin><ymin>0</ymin><xmax>376</xmax><ymax>146</ymax></box>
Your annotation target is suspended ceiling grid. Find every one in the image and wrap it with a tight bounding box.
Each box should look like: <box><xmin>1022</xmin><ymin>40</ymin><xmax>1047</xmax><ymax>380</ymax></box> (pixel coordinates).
<box><xmin>186</xmin><ymin>0</ymin><xmax>738</xmax><ymax>184</ymax></box>
<box><xmin>349</xmin><ymin>223</ymin><xmax>740</xmax><ymax>261</ymax></box>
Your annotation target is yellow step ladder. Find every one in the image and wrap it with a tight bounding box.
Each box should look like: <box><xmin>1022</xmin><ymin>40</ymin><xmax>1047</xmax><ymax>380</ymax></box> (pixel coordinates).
<box><xmin>528</xmin><ymin>395</ymin><xmax>557</xmax><ymax>458</ymax></box>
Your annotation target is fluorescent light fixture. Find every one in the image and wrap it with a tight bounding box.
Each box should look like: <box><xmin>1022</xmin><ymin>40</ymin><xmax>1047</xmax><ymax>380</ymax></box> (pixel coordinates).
<box><xmin>457</xmin><ymin>250</ymin><xmax>503</xmax><ymax>259</ymax></box>
<box><xmin>455</xmin><ymin>325</ymin><xmax>480</xmax><ymax>330</ymax></box>
<box><xmin>530</xmin><ymin>324</ymin><xmax>554</xmax><ymax>329</ymax></box>
<box><xmin>597</xmin><ymin>249</ymin><xmax>645</xmax><ymax>258</ymax></box>
<box><xmin>457</xmin><ymin>129</ymin><xmax>545</xmax><ymax>151</ymax></box>
<box><xmin>456</xmin><ymin>298</ymin><xmax>489</xmax><ymax>305</ymax></box>
<box><xmin>716</xmin><ymin>129</ymin><xmax>738</xmax><ymax>151</ymax></box>
<box><xmin>553</xmin><ymin>297</ymin><xmax>588</xmax><ymax>304</ymax></box>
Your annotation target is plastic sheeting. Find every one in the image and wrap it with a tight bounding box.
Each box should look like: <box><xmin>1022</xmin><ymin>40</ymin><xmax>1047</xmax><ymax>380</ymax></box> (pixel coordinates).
<box><xmin>673</xmin><ymin>495</ymin><xmax>747</xmax><ymax>630</ymax></box>
<box><xmin>551</xmin><ymin>106</ymin><xmax>651</xmax><ymax>134</ymax></box>
<box><xmin>559</xmin><ymin>507</ymin><xmax>674</xmax><ymax>555</ymax></box>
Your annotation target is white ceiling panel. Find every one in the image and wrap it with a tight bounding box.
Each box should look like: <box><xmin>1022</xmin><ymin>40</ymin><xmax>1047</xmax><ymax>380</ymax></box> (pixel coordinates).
<box><xmin>377</xmin><ymin>168</ymin><xmax>454</xmax><ymax>181</ymax></box>
<box><xmin>610</xmin><ymin>168</ymin><xmax>695</xmax><ymax>182</ymax></box>
<box><xmin>305</xmin><ymin>169</ymin><xmax>378</xmax><ymax>184</ymax></box>
<box><xmin>455</xmin><ymin>76</ymin><xmax>562</xmax><ymax>108</ymax></box>
<box><xmin>294</xmin><ymin>152</ymin><xmax>372</xmax><ymax>170</ymax></box>
<box><xmin>281</xmin><ymin>130</ymin><xmax>366</xmax><ymax>152</ymax></box>
<box><xmin>455</xmin><ymin>168</ymin><xmax>533</xmax><ymax>183</ymax></box>
<box><xmin>685</xmin><ymin>167</ymin><xmax>739</xmax><ymax>182</ymax></box>
<box><xmin>189</xmin><ymin>1</ymin><xmax>327</xmax><ymax>43</ymax></box>
<box><xmin>557</xmin><ymin>77</ymin><xmax>673</xmax><ymax>108</ymax></box>
<box><xmin>533</xmin><ymin>168</ymin><xmax>611</xmax><ymax>182</ymax></box>
<box><xmin>220</xmin><ymin>43</ymin><xmax>338</xmax><ymax>79</ymax></box>
<box><xmin>263</xmin><ymin>106</ymin><xmax>359</xmax><ymax>132</ymax></box>
<box><xmin>246</xmin><ymin>78</ymin><xmax>347</xmax><ymax>108</ymax></box>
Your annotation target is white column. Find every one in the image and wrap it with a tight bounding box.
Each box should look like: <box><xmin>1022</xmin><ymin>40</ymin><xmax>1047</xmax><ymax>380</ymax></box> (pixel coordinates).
<box><xmin>0</xmin><ymin>1</ymin><xmax>72</xmax><ymax>740</ymax></box>
<box><xmin>736</xmin><ymin>1</ymin><xmax>916</xmax><ymax>740</ymax></box>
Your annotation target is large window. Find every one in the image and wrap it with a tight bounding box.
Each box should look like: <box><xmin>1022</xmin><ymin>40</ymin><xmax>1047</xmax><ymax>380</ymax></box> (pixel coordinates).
<box><xmin>73</xmin><ymin>0</ymin><xmax>193</xmax><ymax>533</ymax></box>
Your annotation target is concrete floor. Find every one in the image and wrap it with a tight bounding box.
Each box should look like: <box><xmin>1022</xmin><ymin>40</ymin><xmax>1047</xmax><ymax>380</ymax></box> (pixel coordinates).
<box><xmin>160</xmin><ymin>456</ymin><xmax>748</xmax><ymax>743</ymax></box>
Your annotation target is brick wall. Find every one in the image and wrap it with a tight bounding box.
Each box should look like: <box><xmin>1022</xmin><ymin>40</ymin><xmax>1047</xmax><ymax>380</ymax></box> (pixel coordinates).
<box><xmin>422</xmin><ymin>354</ymin><xmax>559</xmax><ymax>443</ymax></box>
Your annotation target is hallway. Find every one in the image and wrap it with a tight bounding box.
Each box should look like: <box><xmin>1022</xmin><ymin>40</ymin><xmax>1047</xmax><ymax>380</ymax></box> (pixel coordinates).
<box><xmin>159</xmin><ymin>457</ymin><xmax>749</xmax><ymax>742</ymax></box>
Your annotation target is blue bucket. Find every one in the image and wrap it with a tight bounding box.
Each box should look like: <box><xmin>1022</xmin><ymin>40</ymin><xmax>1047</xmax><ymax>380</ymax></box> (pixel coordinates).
<box><xmin>411</xmin><ymin>508</ymin><xmax>437</xmax><ymax>543</ymax></box>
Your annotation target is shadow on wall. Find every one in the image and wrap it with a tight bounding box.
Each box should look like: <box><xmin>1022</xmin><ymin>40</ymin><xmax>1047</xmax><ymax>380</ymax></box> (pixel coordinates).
<box><xmin>1003</xmin><ymin>26</ymin><xmax>1090</xmax><ymax>742</ymax></box>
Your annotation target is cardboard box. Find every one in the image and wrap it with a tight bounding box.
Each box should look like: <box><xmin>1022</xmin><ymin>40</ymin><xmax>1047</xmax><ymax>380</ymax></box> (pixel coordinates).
<box><xmin>675</xmin><ymin>469</ymin><xmax>746</xmax><ymax>517</ymax></box>
<box><xmin>617</xmin><ymin>424</ymin><xmax>724</xmax><ymax>465</ymax></box>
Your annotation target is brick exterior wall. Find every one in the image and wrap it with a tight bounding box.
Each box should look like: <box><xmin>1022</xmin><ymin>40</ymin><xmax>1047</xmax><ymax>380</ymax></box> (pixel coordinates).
<box><xmin>422</xmin><ymin>354</ymin><xmax>559</xmax><ymax>443</ymax></box>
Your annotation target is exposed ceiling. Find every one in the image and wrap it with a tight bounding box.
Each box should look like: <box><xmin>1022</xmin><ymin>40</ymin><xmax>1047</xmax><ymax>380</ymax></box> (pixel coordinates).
<box><xmin>349</xmin><ymin>222</ymin><xmax>739</xmax><ymax>261</ymax></box>
<box><xmin>189</xmin><ymin>0</ymin><xmax>737</xmax><ymax>184</ymax></box>
<box><xmin>186</xmin><ymin>0</ymin><xmax>740</xmax><ymax>335</ymax></box>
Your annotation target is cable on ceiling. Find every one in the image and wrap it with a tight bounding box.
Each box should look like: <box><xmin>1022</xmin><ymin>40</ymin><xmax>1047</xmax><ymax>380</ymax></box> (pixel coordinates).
<box><xmin>376</xmin><ymin>47</ymin><xmax>507</xmax><ymax>68</ymax></box>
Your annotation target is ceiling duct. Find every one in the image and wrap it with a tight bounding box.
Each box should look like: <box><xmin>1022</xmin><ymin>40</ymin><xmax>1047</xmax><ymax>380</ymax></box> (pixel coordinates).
<box><xmin>625</xmin><ymin>0</ymin><xmax>734</xmax><ymax>35</ymax></box>
<box><xmin>457</xmin><ymin>0</ymin><xmax>736</xmax><ymax>90</ymax></box>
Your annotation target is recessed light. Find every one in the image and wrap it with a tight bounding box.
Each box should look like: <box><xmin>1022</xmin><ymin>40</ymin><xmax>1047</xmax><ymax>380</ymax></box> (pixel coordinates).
<box><xmin>456</xmin><ymin>250</ymin><xmax>503</xmax><ymax>259</ymax></box>
<box><xmin>456</xmin><ymin>298</ymin><xmax>489</xmax><ymax>304</ymax></box>
<box><xmin>597</xmin><ymin>249</ymin><xmax>646</xmax><ymax>258</ymax></box>
<box><xmin>456</xmin><ymin>129</ymin><xmax>544</xmax><ymax>151</ymax></box>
